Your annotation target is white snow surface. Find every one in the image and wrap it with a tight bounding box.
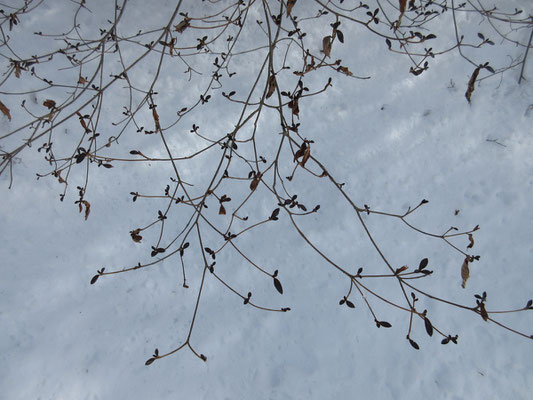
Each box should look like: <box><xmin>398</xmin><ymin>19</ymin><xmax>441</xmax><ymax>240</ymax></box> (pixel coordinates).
<box><xmin>1</xmin><ymin>1</ymin><xmax>533</xmax><ymax>399</ymax></box>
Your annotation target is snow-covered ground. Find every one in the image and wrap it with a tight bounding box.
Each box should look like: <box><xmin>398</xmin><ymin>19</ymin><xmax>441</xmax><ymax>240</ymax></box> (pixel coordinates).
<box><xmin>1</xmin><ymin>1</ymin><xmax>532</xmax><ymax>399</ymax></box>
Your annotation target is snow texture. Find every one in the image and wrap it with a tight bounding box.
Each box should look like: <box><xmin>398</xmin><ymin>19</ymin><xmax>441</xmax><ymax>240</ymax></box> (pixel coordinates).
<box><xmin>1</xmin><ymin>1</ymin><xmax>532</xmax><ymax>399</ymax></box>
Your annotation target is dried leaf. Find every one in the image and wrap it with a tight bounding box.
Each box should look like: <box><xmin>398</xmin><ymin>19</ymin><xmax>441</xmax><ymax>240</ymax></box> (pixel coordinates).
<box><xmin>465</xmin><ymin>66</ymin><xmax>481</xmax><ymax>103</ymax></box>
<box><xmin>397</xmin><ymin>0</ymin><xmax>407</xmax><ymax>29</ymax></box>
<box><xmin>174</xmin><ymin>18</ymin><xmax>190</xmax><ymax>33</ymax></box>
<box><xmin>322</xmin><ymin>36</ymin><xmax>332</xmax><ymax>58</ymax></box>
<box><xmin>286</xmin><ymin>0</ymin><xmax>297</xmax><ymax>17</ymax></box>
<box><xmin>130</xmin><ymin>229</ymin><xmax>143</xmax><ymax>243</ymax></box>
<box><xmin>219</xmin><ymin>204</ymin><xmax>226</xmax><ymax>215</ymax></box>
<box><xmin>479</xmin><ymin>303</ymin><xmax>489</xmax><ymax>321</ymax></box>
<box><xmin>461</xmin><ymin>257</ymin><xmax>470</xmax><ymax>288</ymax></box>
<box><xmin>300</xmin><ymin>145</ymin><xmax>311</xmax><ymax>168</ymax></box>
<box><xmin>467</xmin><ymin>233</ymin><xmax>474</xmax><ymax>249</ymax></box>
<box><xmin>395</xmin><ymin>265</ymin><xmax>408</xmax><ymax>275</ymax></box>
<box><xmin>78</xmin><ymin>76</ymin><xmax>86</xmax><ymax>85</ymax></box>
<box><xmin>266</xmin><ymin>74</ymin><xmax>277</xmax><ymax>99</ymax></box>
<box><xmin>152</xmin><ymin>106</ymin><xmax>161</xmax><ymax>130</ymax></box>
<box><xmin>90</xmin><ymin>275</ymin><xmax>99</xmax><ymax>285</ymax></box>
<box><xmin>250</xmin><ymin>172</ymin><xmax>262</xmax><ymax>191</ymax></box>
<box><xmin>419</xmin><ymin>258</ymin><xmax>429</xmax><ymax>270</ymax></box>
<box><xmin>294</xmin><ymin>142</ymin><xmax>307</xmax><ymax>162</ymax></box>
<box><xmin>76</xmin><ymin>112</ymin><xmax>91</xmax><ymax>133</ymax></box>
<box><xmin>43</xmin><ymin>99</ymin><xmax>56</xmax><ymax>109</ymax></box>
<box><xmin>346</xmin><ymin>300</ymin><xmax>355</xmax><ymax>308</ymax></box>
<box><xmin>337</xmin><ymin>66</ymin><xmax>353</xmax><ymax>76</ymax></box>
<box><xmin>379</xmin><ymin>321</ymin><xmax>392</xmax><ymax>328</ymax></box>
<box><xmin>0</xmin><ymin>100</ymin><xmax>11</xmax><ymax>121</ymax></box>
<box><xmin>273</xmin><ymin>277</ymin><xmax>283</xmax><ymax>294</ymax></box>
<box><xmin>81</xmin><ymin>200</ymin><xmax>91</xmax><ymax>221</ymax></box>
<box><xmin>409</xmin><ymin>338</ymin><xmax>420</xmax><ymax>350</ymax></box>
<box><xmin>288</xmin><ymin>98</ymin><xmax>299</xmax><ymax>118</ymax></box>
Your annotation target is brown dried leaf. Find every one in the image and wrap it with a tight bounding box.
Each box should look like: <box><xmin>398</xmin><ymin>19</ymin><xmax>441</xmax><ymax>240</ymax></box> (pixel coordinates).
<box><xmin>465</xmin><ymin>66</ymin><xmax>481</xmax><ymax>103</ymax></box>
<box><xmin>266</xmin><ymin>74</ymin><xmax>277</xmax><ymax>99</ymax></box>
<box><xmin>250</xmin><ymin>172</ymin><xmax>262</xmax><ymax>191</ymax></box>
<box><xmin>286</xmin><ymin>0</ymin><xmax>297</xmax><ymax>16</ymax></box>
<box><xmin>78</xmin><ymin>76</ymin><xmax>86</xmax><ymax>85</ymax></box>
<box><xmin>81</xmin><ymin>200</ymin><xmax>91</xmax><ymax>221</ymax></box>
<box><xmin>337</xmin><ymin>66</ymin><xmax>353</xmax><ymax>76</ymax></box>
<box><xmin>219</xmin><ymin>204</ymin><xmax>226</xmax><ymax>215</ymax></box>
<box><xmin>396</xmin><ymin>0</ymin><xmax>407</xmax><ymax>29</ymax></box>
<box><xmin>395</xmin><ymin>265</ymin><xmax>408</xmax><ymax>275</ymax></box>
<box><xmin>43</xmin><ymin>99</ymin><xmax>56</xmax><ymax>109</ymax></box>
<box><xmin>14</xmin><ymin>63</ymin><xmax>21</xmax><ymax>78</ymax></box>
<box><xmin>294</xmin><ymin>142</ymin><xmax>307</xmax><ymax>162</ymax></box>
<box><xmin>0</xmin><ymin>100</ymin><xmax>11</xmax><ymax>121</ymax></box>
<box><xmin>130</xmin><ymin>229</ymin><xmax>143</xmax><ymax>243</ymax></box>
<box><xmin>152</xmin><ymin>107</ymin><xmax>161</xmax><ymax>130</ymax></box>
<box><xmin>322</xmin><ymin>36</ymin><xmax>332</xmax><ymax>58</ymax></box>
<box><xmin>461</xmin><ymin>257</ymin><xmax>470</xmax><ymax>288</ymax></box>
<box><xmin>76</xmin><ymin>112</ymin><xmax>91</xmax><ymax>133</ymax></box>
<box><xmin>174</xmin><ymin>18</ymin><xmax>190</xmax><ymax>33</ymax></box>
<box><xmin>300</xmin><ymin>145</ymin><xmax>311</xmax><ymax>168</ymax></box>
<box><xmin>56</xmin><ymin>171</ymin><xmax>66</xmax><ymax>184</ymax></box>
<box><xmin>479</xmin><ymin>302</ymin><xmax>489</xmax><ymax>322</ymax></box>
<box><xmin>467</xmin><ymin>233</ymin><xmax>474</xmax><ymax>249</ymax></box>
<box><xmin>288</xmin><ymin>98</ymin><xmax>299</xmax><ymax>118</ymax></box>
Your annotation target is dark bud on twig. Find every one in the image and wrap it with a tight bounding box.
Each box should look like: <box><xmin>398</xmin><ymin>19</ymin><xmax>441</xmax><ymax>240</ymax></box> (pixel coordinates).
<box><xmin>90</xmin><ymin>268</ymin><xmax>105</xmax><ymax>285</ymax></box>
<box><xmin>424</xmin><ymin>317</ymin><xmax>433</xmax><ymax>337</ymax></box>
<box><xmin>270</xmin><ymin>208</ymin><xmax>280</xmax><ymax>220</ymax></box>
<box><xmin>273</xmin><ymin>277</ymin><xmax>283</xmax><ymax>294</ymax></box>
<box><xmin>408</xmin><ymin>338</ymin><xmax>420</xmax><ymax>350</ymax></box>
<box><xmin>376</xmin><ymin>320</ymin><xmax>392</xmax><ymax>328</ymax></box>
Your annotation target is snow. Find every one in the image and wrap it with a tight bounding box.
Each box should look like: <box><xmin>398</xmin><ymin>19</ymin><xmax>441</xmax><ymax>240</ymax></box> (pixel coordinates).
<box><xmin>1</xmin><ymin>1</ymin><xmax>532</xmax><ymax>399</ymax></box>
